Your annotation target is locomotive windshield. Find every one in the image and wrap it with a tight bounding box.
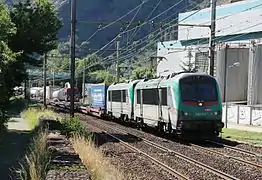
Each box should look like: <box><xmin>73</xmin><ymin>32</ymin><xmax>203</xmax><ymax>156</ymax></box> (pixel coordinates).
<box><xmin>180</xmin><ymin>76</ymin><xmax>218</xmax><ymax>102</ymax></box>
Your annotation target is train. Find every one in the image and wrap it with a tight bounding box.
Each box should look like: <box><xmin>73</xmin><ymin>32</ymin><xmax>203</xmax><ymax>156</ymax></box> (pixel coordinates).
<box><xmin>79</xmin><ymin>72</ymin><xmax>224</xmax><ymax>140</ymax></box>
<box><xmin>52</xmin><ymin>87</ymin><xmax>80</xmax><ymax>102</ymax></box>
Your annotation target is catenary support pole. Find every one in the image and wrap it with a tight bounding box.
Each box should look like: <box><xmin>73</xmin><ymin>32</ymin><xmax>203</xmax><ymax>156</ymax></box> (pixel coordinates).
<box><xmin>82</xmin><ymin>62</ymin><xmax>85</xmax><ymax>103</ymax></box>
<box><xmin>116</xmin><ymin>40</ymin><xmax>120</xmax><ymax>82</ymax></box>
<box><xmin>223</xmin><ymin>45</ymin><xmax>228</xmax><ymax>128</ymax></box>
<box><xmin>70</xmin><ymin>0</ymin><xmax>76</xmax><ymax>117</ymax></box>
<box><xmin>209</xmin><ymin>0</ymin><xmax>216</xmax><ymax>76</ymax></box>
<box><xmin>43</xmin><ymin>53</ymin><xmax>47</xmax><ymax>109</ymax></box>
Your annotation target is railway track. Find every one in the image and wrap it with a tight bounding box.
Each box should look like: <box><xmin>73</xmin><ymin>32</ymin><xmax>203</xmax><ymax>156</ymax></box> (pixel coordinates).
<box><xmin>103</xmin><ymin>131</ymin><xmax>189</xmax><ymax>179</ymax></box>
<box><xmin>206</xmin><ymin>140</ymin><xmax>262</xmax><ymax>157</ymax></box>
<box><xmin>89</xmin><ymin>123</ymin><xmax>188</xmax><ymax>180</ymax></box>
<box><xmin>189</xmin><ymin>143</ymin><xmax>262</xmax><ymax>169</ymax></box>
<box><xmin>48</xmin><ymin>104</ymin><xmax>262</xmax><ymax>179</ymax></box>
<box><xmin>85</xmin><ymin>117</ymin><xmax>240</xmax><ymax>180</ymax></box>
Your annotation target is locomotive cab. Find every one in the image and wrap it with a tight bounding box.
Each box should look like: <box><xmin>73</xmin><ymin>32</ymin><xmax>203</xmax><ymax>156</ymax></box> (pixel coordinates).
<box><xmin>176</xmin><ymin>74</ymin><xmax>224</xmax><ymax>139</ymax></box>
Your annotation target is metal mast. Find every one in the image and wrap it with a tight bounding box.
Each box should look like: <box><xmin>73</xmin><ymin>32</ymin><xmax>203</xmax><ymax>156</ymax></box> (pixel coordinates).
<box><xmin>70</xmin><ymin>0</ymin><xmax>76</xmax><ymax>117</ymax></box>
<box><xmin>209</xmin><ymin>0</ymin><xmax>217</xmax><ymax>76</ymax></box>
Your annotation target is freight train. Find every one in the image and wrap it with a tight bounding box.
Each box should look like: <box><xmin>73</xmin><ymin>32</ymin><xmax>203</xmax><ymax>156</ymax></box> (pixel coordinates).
<box><xmin>52</xmin><ymin>87</ymin><xmax>80</xmax><ymax>102</ymax></box>
<box><xmin>79</xmin><ymin>72</ymin><xmax>224</xmax><ymax>139</ymax></box>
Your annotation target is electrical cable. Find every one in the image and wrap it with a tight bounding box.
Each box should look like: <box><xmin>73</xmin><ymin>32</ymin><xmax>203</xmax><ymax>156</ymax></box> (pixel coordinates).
<box><xmin>100</xmin><ymin>0</ymin><xmax>210</xmax><ymax>61</ymax></box>
<box><xmin>93</xmin><ymin>0</ymin><xmax>187</xmax><ymax>56</ymax></box>
<box><xmin>113</xmin><ymin>2</ymin><xmax>262</xmax><ymax>62</ymax></box>
<box><xmin>99</xmin><ymin>1</ymin><xmax>145</xmax><ymax>56</ymax></box>
<box><xmin>128</xmin><ymin>0</ymin><xmax>162</xmax><ymax>44</ymax></box>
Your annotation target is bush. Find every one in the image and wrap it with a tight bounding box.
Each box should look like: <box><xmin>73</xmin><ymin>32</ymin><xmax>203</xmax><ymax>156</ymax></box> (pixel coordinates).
<box><xmin>60</xmin><ymin>116</ymin><xmax>89</xmax><ymax>138</ymax></box>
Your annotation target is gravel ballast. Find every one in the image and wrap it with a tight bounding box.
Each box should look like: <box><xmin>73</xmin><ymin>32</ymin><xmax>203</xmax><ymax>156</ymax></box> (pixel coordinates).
<box><xmin>81</xmin><ymin>115</ymin><xmax>262</xmax><ymax>180</ymax></box>
<box><xmin>45</xmin><ymin>131</ymin><xmax>91</xmax><ymax>180</ymax></box>
<box><xmin>88</xmin><ymin>123</ymin><xmax>179</xmax><ymax>180</ymax></box>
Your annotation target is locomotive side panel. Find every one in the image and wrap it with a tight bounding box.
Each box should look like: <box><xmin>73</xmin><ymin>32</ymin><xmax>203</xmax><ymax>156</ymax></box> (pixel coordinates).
<box><xmin>141</xmin><ymin>88</ymin><xmax>160</xmax><ymax>127</ymax></box>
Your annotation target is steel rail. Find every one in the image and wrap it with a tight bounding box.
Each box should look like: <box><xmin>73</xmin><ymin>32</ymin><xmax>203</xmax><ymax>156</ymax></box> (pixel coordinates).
<box><xmin>90</xmin><ymin>120</ymin><xmax>240</xmax><ymax>180</ymax></box>
<box><xmin>190</xmin><ymin>143</ymin><xmax>262</xmax><ymax>169</ymax></box>
<box><xmin>206</xmin><ymin>140</ymin><xmax>262</xmax><ymax>157</ymax></box>
<box><xmin>87</xmin><ymin>122</ymin><xmax>189</xmax><ymax>180</ymax></box>
<box><xmin>103</xmin><ymin>131</ymin><xmax>190</xmax><ymax>180</ymax></box>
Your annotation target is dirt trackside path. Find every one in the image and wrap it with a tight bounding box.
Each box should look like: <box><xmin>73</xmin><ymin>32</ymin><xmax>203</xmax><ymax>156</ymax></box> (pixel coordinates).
<box><xmin>0</xmin><ymin>99</ymin><xmax>33</xmax><ymax>180</ymax></box>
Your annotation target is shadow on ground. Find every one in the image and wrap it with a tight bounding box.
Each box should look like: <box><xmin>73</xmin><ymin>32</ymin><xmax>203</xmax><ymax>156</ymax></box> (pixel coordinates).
<box><xmin>0</xmin><ymin>129</ymin><xmax>33</xmax><ymax>180</ymax></box>
<box><xmin>0</xmin><ymin>97</ymin><xmax>38</xmax><ymax>180</ymax></box>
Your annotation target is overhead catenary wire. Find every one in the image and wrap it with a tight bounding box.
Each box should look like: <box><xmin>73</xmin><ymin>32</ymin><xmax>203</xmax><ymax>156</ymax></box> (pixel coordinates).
<box><xmin>69</xmin><ymin>0</ymin><xmax>153</xmax><ymax>49</ymax></box>
<box><xmin>99</xmin><ymin>0</ymin><xmax>210</xmax><ymax>62</ymax></box>
<box><xmin>37</xmin><ymin>0</ymin><xmax>260</xmax><ymax>81</ymax></box>
<box><xmin>108</xmin><ymin>2</ymin><xmax>262</xmax><ymax>63</ymax></box>
<box><xmin>100</xmin><ymin>0</ymin><xmax>212</xmax><ymax>60</ymax></box>
<box><xmin>128</xmin><ymin>0</ymin><xmax>163</xmax><ymax>44</ymax></box>
<box><xmin>106</xmin><ymin>20</ymin><xmax>262</xmax><ymax>71</ymax></box>
<box><xmin>100</xmin><ymin>1</ymin><xmax>145</xmax><ymax>56</ymax></box>
<box><xmin>92</xmin><ymin>0</ymin><xmax>187</xmax><ymax>56</ymax></box>
<box><xmin>48</xmin><ymin>0</ymin><xmax>260</xmax><ymax>78</ymax></box>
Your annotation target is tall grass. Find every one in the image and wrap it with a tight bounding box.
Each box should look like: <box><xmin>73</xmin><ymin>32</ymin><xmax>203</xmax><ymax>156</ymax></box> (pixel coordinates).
<box><xmin>22</xmin><ymin>107</ymin><xmax>61</xmax><ymax>129</ymax></box>
<box><xmin>17</xmin><ymin>129</ymin><xmax>50</xmax><ymax>180</ymax></box>
<box><xmin>71</xmin><ymin>134</ymin><xmax>124</xmax><ymax>180</ymax></box>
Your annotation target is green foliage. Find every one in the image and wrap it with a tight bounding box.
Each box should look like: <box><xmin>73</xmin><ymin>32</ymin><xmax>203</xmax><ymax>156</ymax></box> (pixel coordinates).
<box><xmin>0</xmin><ymin>0</ymin><xmax>62</xmax><ymax>131</ymax></box>
<box><xmin>0</xmin><ymin>3</ymin><xmax>19</xmax><ymax>131</ymax></box>
<box><xmin>0</xmin><ymin>4</ymin><xmax>16</xmax><ymax>41</ymax></box>
<box><xmin>17</xmin><ymin>130</ymin><xmax>50</xmax><ymax>180</ymax></box>
<box><xmin>90</xmin><ymin>70</ymin><xmax>116</xmax><ymax>84</ymax></box>
<box><xmin>131</xmin><ymin>66</ymin><xmax>155</xmax><ymax>80</ymax></box>
<box><xmin>75</xmin><ymin>54</ymin><xmax>103</xmax><ymax>76</ymax></box>
<box><xmin>60</xmin><ymin>117</ymin><xmax>89</xmax><ymax>138</ymax></box>
<box><xmin>9</xmin><ymin>0</ymin><xmax>62</xmax><ymax>57</ymax></box>
<box><xmin>47</xmin><ymin>49</ymin><xmax>69</xmax><ymax>73</ymax></box>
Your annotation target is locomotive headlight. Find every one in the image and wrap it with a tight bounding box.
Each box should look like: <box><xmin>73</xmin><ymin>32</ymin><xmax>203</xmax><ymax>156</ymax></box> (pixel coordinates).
<box><xmin>184</xmin><ymin>112</ymin><xmax>189</xmax><ymax>116</ymax></box>
<box><xmin>214</xmin><ymin>112</ymin><xmax>218</xmax><ymax>115</ymax></box>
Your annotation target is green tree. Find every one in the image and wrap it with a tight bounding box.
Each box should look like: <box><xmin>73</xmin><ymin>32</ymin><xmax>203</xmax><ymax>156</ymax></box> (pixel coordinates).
<box><xmin>0</xmin><ymin>3</ymin><xmax>19</xmax><ymax>131</ymax></box>
<box><xmin>0</xmin><ymin>0</ymin><xmax>62</xmax><ymax>130</ymax></box>
<box><xmin>7</xmin><ymin>0</ymin><xmax>62</xmax><ymax>98</ymax></box>
<box><xmin>75</xmin><ymin>54</ymin><xmax>103</xmax><ymax>77</ymax></box>
<box><xmin>131</xmin><ymin>66</ymin><xmax>155</xmax><ymax>80</ymax></box>
<box><xmin>9</xmin><ymin>0</ymin><xmax>62</xmax><ymax>66</ymax></box>
<box><xmin>90</xmin><ymin>70</ymin><xmax>116</xmax><ymax>84</ymax></box>
<box><xmin>47</xmin><ymin>49</ymin><xmax>69</xmax><ymax>73</ymax></box>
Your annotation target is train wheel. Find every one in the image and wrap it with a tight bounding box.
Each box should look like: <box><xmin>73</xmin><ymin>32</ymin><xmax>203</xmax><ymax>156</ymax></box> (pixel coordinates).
<box><xmin>136</xmin><ymin>117</ymin><xmax>143</xmax><ymax>131</ymax></box>
<box><xmin>167</xmin><ymin>121</ymin><xmax>172</xmax><ymax>133</ymax></box>
<box><xmin>157</xmin><ymin>122</ymin><xmax>165</xmax><ymax>133</ymax></box>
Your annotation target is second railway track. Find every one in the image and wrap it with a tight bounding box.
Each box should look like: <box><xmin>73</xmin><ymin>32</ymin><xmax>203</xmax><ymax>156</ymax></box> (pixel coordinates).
<box><xmin>49</xmin><ymin>105</ymin><xmax>262</xmax><ymax>179</ymax></box>
<box><xmin>83</xmin><ymin>116</ymin><xmax>240</xmax><ymax>180</ymax></box>
<box><xmin>189</xmin><ymin>141</ymin><xmax>262</xmax><ymax>169</ymax></box>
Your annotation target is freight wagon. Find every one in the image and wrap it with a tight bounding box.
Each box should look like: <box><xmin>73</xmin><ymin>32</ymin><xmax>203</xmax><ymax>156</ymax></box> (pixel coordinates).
<box><xmin>79</xmin><ymin>83</ymin><xmax>108</xmax><ymax>117</ymax></box>
<box><xmin>52</xmin><ymin>87</ymin><xmax>80</xmax><ymax>102</ymax></box>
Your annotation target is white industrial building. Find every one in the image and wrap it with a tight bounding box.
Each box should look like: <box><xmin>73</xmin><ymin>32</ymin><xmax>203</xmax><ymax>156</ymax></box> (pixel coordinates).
<box><xmin>156</xmin><ymin>0</ymin><xmax>262</xmax><ymax>127</ymax></box>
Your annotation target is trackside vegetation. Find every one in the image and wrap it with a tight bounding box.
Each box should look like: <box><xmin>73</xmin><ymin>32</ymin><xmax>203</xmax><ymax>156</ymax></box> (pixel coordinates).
<box><xmin>22</xmin><ymin>107</ymin><xmax>61</xmax><ymax>130</ymax></box>
<box><xmin>0</xmin><ymin>0</ymin><xmax>62</xmax><ymax>133</ymax></box>
<box><xmin>17</xmin><ymin>130</ymin><xmax>50</xmax><ymax>180</ymax></box>
<box><xmin>17</xmin><ymin>107</ymin><xmax>123</xmax><ymax>180</ymax></box>
<box><xmin>221</xmin><ymin>128</ymin><xmax>262</xmax><ymax>146</ymax></box>
<box><xmin>71</xmin><ymin>134</ymin><xmax>124</xmax><ymax>180</ymax></box>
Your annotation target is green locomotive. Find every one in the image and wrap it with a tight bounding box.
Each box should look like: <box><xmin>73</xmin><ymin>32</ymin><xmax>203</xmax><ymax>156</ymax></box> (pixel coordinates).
<box><xmin>107</xmin><ymin>72</ymin><xmax>224</xmax><ymax>139</ymax></box>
